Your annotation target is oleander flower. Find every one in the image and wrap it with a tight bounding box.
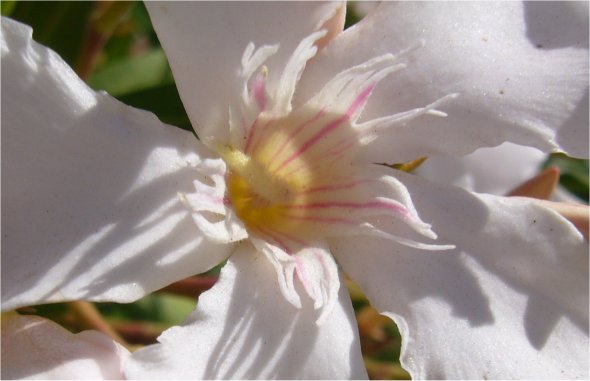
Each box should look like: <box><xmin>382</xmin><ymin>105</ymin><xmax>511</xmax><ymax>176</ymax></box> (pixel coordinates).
<box><xmin>418</xmin><ymin>142</ymin><xmax>547</xmax><ymax>195</ymax></box>
<box><xmin>1</xmin><ymin>313</ymin><xmax>129</xmax><ymax>379</ymax></box>
<box><xmin>2</xmin><ymin>2</ymin><xmax>588</xmax><ymax>379</ymax></box>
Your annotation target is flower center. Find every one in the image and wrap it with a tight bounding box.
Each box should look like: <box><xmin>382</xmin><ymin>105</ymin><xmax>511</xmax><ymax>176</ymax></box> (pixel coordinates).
<box><xmin>222</xmin><ymin>147</ymin><xmax>297</xmax><ymax>233</ymax></box>
<box><xmin>180</xmin><ymin>33</ymin><xmax>456</xmax><ymax>322</ymax></box>
<box><xmin>218</xmin><ymin>113</ymin><xmax>326</xmax><ymax>239</ymax></box>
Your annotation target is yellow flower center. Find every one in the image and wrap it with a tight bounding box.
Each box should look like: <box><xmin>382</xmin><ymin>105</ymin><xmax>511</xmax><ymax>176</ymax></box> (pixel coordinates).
<box><xmin>217</xmin><ymin>131</ymin><xmax>314</xmax><ymax>236</ymax></box>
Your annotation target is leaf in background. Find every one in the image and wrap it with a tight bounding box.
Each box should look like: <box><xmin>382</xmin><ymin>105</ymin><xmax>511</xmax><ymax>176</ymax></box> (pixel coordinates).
<box><xmin>545</xmin><ymin>154</ymin><xmax>589</xmax><ymax>201</ymax></box>
<box><xmin>97</xmin><ymin>294</ymin><xmax>195</xmax><ymax>325</ymax></box>
<box><xmin>344</xmin><ymin>2</ymin><xmax>362</xmax><ymax>28</ymax></box>
<box><xmin>1</xmin><ymin>0</ymin><xmax>17</xmax><ymax>16</ymax></box>
<box><xmin>89</xmin><ymin>48</ymin><xmax>174</xmax><ymax>97</ymax></box>
<box><xmin>10</xmin><ymin>1</ymin><xmax>94</xmax><ymax>66</ymax></box>
<box><xmin>96</xmin><ymin>2</ymin><xmax>158</xmax><ymax>66</ymax></box>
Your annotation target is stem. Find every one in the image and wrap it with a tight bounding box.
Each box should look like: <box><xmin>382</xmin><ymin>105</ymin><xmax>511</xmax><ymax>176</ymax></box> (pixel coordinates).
<box><xmin>74</xmin><ymin>1</ymin><xmax>133</xmax><ymax>80</ymax></box>
<box><xmin>75</xmin><ymin>29</ymin><xmax>106</xmax><ymax>81</ymax></box>
<box><xmin>110</xmin><ymin>320</ymin><xmax>167</xmax><ymax>346</ymax></box>
<box><xmin>69</xmin><ymin>301</ymin><xmax>130</xmax><ymax>350</ymax></box>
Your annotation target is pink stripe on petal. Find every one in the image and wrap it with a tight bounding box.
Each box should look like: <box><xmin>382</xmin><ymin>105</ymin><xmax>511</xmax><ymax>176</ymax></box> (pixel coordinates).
<box><xmin>282</xmin><ymin>144</ymin><xmax>352</xmax><ymax>178</ymax></box>
<box><xmin>345</xmin><ymin>83</ymin><xmax>375</xmax><ymax>119</ymax></box>
<box><xmin>264</xmin><ymin>226</ymin><xmax>309</xmax><ymax>247</ymax></box>
<box><xmin>294</xmin><ymin>256</ymin><xmax>312</xmax><ymax>294</ymax></box>
<box><xmin>249</xmin><ymin>117</ymin><xmax>275</xmax><ymax>155</ymax></box>
<box><xmin>287</xmin><ymin>200</ymin><xmax>409</xmax><ymax>216</ymax></box>
<box><xmin>273</xmin><ymin>84</ymin><xmax>375</xmax><ymax>173</ymax></box>
<box><xmin>257</xmin><ymin>226</ymin><xmax>292</xmax><ymax>255</ymax></box>
<box><xmin>253</xmin><ymin>75</ymin><xmax>267</xmax><ymax>111</ymax></box>
<box><xmin>244</xmin><ymin>116</ymin><xmax>260</xmax><ymax>154</ymax></box>
<box><xmin>325</xmin><ymin>139</ymin><xmax>356</xmax><ymax>158</ymax></box>
<box><xmin>273</xmin><ymin>115</ymin><xmax>348</xmax><ymax>173</ymax></box>
<box><xmin>301</xmin><ymin>179</ymin><xmax>373</xmax><ymax>194</ymax></box>
<box><xmin>268</xmin><ymin>109</ymin><xmax>326</xmax><ymax>164</ymax></box>
<box><xmin>280</xmin><ymin>214</ymin><xmax>357</xmax><ymax>225</ymax></box>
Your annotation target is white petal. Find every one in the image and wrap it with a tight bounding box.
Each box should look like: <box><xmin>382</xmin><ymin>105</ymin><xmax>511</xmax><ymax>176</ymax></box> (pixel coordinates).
<box><xmin>418</xmin><ymin>142</ymin><xmax>546</xmax><ymax>194</ymax></box>
<box><xmin>249</xmin><ymin>236</ymin><xmax>340</xmax><ymax>325</ymax></box>
<box><xmin>299</xmin><ymin>2</ymin><xmax>589</xmax><ymax>162</ymax></box>
<box><xmin>1</xmin><ymin>313</ymin><xmax>129</xmax><ymax>379</ymax></box>
<box><xmin>125</xmin><ymin>243</ymin><xmax>367</xmax><ymax>379</ymax></box>
<box><xmin>1</xmin><ymin>18</ymin><xmax>233</xmax><ymax>311</ymax></box>
<box><xmin>179</xmin><ymin>157</ymin><xmax>249</xmax><ymax>243</ymax></box>
<box><xmin>333</xmin><ymin>172</ymin><xmax>588</xmax><ymax>379</ymax></box>
<box><xmin>146</xmin><ymin>2</ymin><xmax>344</xmax><ymax>143</ymax></box>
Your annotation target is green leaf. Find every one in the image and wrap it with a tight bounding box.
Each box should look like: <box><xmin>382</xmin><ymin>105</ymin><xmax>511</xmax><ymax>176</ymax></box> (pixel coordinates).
<box><xmin>10</xmin><ymin>1</ymin><xmax>95</xmax><ymax>66</ymax></box>
<box><xmin>151</xmin><ymin>294</ymin><xmax>197</xmax><ymax>326</ymax></box>
<box><xmin>545</xmin><ymin>154</ymin><xmax>589</xmax><ymax>201</ymax></box>
<box><xmin>1</xmin><ymin>1</ymin><xmax>17</xmax><ymax>16</ymax></box>
<box><xmin>97</xmin><ymin>2</ymin><xmax>158</xmax><ymax>65</ymax></box>
<box><xmin>89</xmin><ymin>49</ymin><xmax>174</xmax><ymax>96</ymax></box>
<box><xmin>96</xmin><ymin>294</ymin><xmax>196</xmax><ymax>326</ymax></box>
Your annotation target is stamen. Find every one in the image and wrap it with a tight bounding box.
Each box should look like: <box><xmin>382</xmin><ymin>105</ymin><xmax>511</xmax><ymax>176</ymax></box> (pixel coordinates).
<box><xmin>361</xmin><ymin>224</ymin><xmax>456</xmax><ymax>251</ymax></box>
<box><xmin>273</xmin><ymin>30</ymin><xmax>327</xmax><ymax>115</ymax></box>
<box><xmin>241</xmin><ymin>43</ymin><xmax>278</xmax><ymax>80</ymax></box>
<box><xmin>181</xmin><ymin>32</ymin><xmax>460</xmax><ymax>324</ymax></box>
<box><xmin>358</xmin><ymin>93</ymin><xmax>459</xmax><ymax>145</ymax></box>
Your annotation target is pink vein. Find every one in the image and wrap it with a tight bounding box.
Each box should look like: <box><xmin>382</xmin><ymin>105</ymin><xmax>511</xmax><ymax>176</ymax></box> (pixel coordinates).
<box><xmin>248</xmin><ymin>117</ymin><xmax>275</xmax><ymax>155</ymax></box>
<box><xmin>264</xmin><ymin>226</ymin><xmax>308</xmax><ymax>247</ymax></box>
<box><xmin>268</xmin><ymin>108</ymin><xmax>326</xmax><ymax>165</ymax></box>
<box><xmin>286</xmin><ymin>200</ymin><xmax>409</xmax><ymax>216</ymax></box>
<box><xmin>294</xmin><ymin>256</ymin><xmax>311</xmax><ymax>295</ymax></box>
<box><xmin>301</xmin><ymin>179</ymin><xmax>373</xmax><ymax>194</ymax></box>
<box><xmin>280</xmin><ymin>214</ymin><xmax>357</xmax><ymax>225</ymax></box>
<box><xmin>243</xmin><ymin>116</ymin><xmax>260</xmax><ymax>154</ymax></box>
<box><xmin>282</xmin><ymin>139</ymin><xmax>355</xmax><ymax>178</ymax></box>
<box><xmin>254</xmin><ymin>75</ymin><xmax>267</xmax><ymax>111</ymax></box>
<box><xmin>272</xmin><ymin>83</ymin><xmax>375</xmax><ymax>174</ymax></box>
<box><xmin>256</xmin><ymin>226</ymin><xmax>292</xmax><ymax>254</ymax></box>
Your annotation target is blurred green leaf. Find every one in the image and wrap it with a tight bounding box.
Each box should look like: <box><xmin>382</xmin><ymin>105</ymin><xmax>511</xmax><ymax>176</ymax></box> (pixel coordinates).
<box><xmin>89</xmin><ymin>48</ymin><xmax>174</xmax><ymax>96</ymax></box>
<box><xmin>345</xmin><ymin>2</ymin><xmax>362</xmax><ymax>28</ymax></box>
<box><xmin>151</xmin><ymin>294</ymin><xmax>196</xmax><ymax>325</ymax></box>
<box><xmin>97</xmin><ymin>294</ymin><xmax>195</xmax><ymax>326</ymax></box>
<box><xmin>129</xmin><ymin>1</ymin><xmax>157</xmax><ymax>41</ymax></box>
<box><xmin>545</xmin><ymin>154</ymin><xmax>589</xmax><ymax>201</ymax></box>
<box><xmin>22</xmin><ymin>303</ymin><xmax>68</xmax><ymax>320</ymax></box>
<box><xmin>92</xmin><ymin>2</ymin><xmax>134</xmax><ymax>37</ymax></box>
<box><xmin>11</xmin><ymin>1</ymin><xmax>94</xmax><ymax>66</ymax></box>
<box><xmin>97</xmin><ymin>2</ymin><xmax>157</xmax><ymax>65</ymax></box>
<box><xmin>1</xmin><ymin>0</ymin><xmax>17</xmax><ymax>16</ymax></box>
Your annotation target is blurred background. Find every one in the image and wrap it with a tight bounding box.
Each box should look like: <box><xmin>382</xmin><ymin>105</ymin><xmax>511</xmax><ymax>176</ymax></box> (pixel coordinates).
<box><xmin>3</xmin><ymin>1</ymin><xmax>587</xmax><ymax>379</ymax></box>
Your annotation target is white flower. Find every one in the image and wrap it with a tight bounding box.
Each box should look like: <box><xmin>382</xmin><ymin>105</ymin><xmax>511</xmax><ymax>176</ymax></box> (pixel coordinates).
<box><xmin>2</xmin><ymin>2</ymin><xmax>588</xmax><ymax>379</ymax></box>
<box><xmin>418</xmin><ymin>142</ymin><xmax>548</xmax><ymax>195</ymax></box>
<box><xmin>1</xmin><ymin>313</ymin><xmax>129</xmax><ymax>379</ymax></box>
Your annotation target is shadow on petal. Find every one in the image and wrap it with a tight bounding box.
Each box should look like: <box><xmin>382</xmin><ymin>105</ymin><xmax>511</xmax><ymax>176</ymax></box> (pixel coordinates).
<box><xmin>524</xmin><ymin>2</ymin><xmax>589</xmax><ymax>49</ymax></box>
<box><xmin>2</xmin><ymin>24</ymin><xmax>231</xmax><ymax>309</ymax></box>
<box><xmin>396</xmin><ymin>171</ymin><xmax>589</xmax><ymax>351</ymax></box>
<box><xmin>203</xmin><ymin>245</ymin><xmax>321</xmax><ymax>379</ymax></box>
<box><xmin>125</xmin><ymin>244</ymin><xmax>366</xmax><ymax>379</ymax></box>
